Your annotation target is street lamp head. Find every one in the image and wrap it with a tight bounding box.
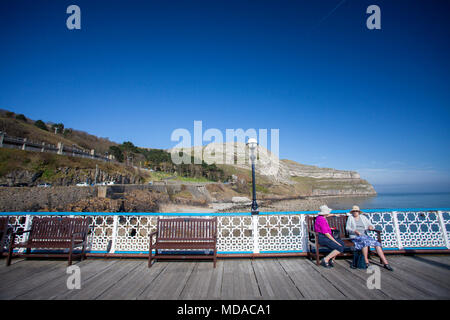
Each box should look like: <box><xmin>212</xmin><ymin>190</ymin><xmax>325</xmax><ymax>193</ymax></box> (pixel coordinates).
<box><xmin>246</xmin><ymin>138</ymin><xmax>258</xmax><ymax>151</ymax></box>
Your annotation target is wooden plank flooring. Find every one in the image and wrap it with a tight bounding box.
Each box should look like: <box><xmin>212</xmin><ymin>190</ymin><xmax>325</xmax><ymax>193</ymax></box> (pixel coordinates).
<box><xmin>0</xmin><ymin>255</ymin><xmax>449</xmax><ymax>300</ymax></box>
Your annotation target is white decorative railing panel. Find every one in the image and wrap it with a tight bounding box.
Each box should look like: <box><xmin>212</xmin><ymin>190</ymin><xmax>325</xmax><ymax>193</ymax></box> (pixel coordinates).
<box><xmin>365</xmin><ymin>211</ymin><xmax>401</xmax><ymax>249</ymax></box>
<box><xmin>395</xmin><ymin>211</ymin><xmax>446</xmax><ymax>248</ymax></box>
<box><xmin>258</xmin><ymin>214</ymin><xmax>306</xmax><ymax>252</ymax></box>
<box><xmin>217</xmin><ymin>215</ymin><xmax>253</xmax><ymax>253</ymax></box>
<box><xmin>1</xmin><ymin>208</ymin><xmax>449</xmax><ymax>254</ymax></box>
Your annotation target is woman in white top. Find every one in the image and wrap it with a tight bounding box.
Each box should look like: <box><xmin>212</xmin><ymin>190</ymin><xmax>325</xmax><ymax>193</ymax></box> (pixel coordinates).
<box><xmin>346</xmin><ymin>206</ymin><xmax>393</xmax><ymax>271</ymax></box>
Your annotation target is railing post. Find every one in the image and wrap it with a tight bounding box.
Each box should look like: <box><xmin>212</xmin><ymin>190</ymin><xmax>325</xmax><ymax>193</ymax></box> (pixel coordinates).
<box><xmin>19</xmin><ymin>215</ymin><xmax>33</xmax><ymax>253</ymax></box>
<box><xmin>300</xmin><ymin>215</ymin><xmax>308</xmax><ymax>252</ymax></box>
<box><xmin>110</xmin><ymin>215</ymin><xmax>118</xmax><ymax>253</ymax></box>
<box><xmin>392</xmin><ymin>211</ymin><xmax>403</xmax><ymax>250</ymax></box>
<box><xmin>252</xmin><ymin>215</ymin><xmax>259</xmax><ymax>254</ymax></box>
<box><xmin>57</xmin><ymin>142</ymin><xmax>63</xmax><ymax>155</ymax></box>
<box><xmin>437</xmin><ymin>211</ymin><xmax>449</xmax><ymax>249</ymax></box>
<box><xmin>0</xmin><ymin>131</ymin><xmax>4</xmax><ymax>147</ymax></box>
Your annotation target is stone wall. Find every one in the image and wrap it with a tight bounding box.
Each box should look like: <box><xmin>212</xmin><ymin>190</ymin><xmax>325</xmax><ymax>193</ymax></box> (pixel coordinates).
<box><xmin>0</xmin><ymin>186</ymin><xmax>97</xmax><ymax>212</ymax></box>
<box><xmin>0</xmin><ymin>168</ymin><xmax>146</xmax><ymax>187</ymax></box>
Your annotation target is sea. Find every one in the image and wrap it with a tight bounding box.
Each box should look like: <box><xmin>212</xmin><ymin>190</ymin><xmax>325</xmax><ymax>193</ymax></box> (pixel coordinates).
<box><xmin>324</xmin><ymin>192</ymin><xmax>450</xmax><ymax>210</ymax></box>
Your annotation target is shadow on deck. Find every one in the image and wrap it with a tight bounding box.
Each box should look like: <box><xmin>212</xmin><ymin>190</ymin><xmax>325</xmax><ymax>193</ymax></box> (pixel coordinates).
<box><xmin>0</xmin><ymin>254</ymin><xmax>449</xmax><ymax>300</ymax></box>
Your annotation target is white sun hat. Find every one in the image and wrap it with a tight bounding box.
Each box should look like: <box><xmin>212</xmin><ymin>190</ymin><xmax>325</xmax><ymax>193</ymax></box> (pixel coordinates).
<box><xmin>318</xmin><ymin>205</ymin><xmax>332</xmax><ymax>215</ymax></box>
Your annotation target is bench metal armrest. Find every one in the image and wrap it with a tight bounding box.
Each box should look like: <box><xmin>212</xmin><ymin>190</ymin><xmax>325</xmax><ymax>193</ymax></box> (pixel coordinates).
<box><xmin>149</xmin><ymin>231</ymin><xmax>157</xmax><ymax>245</ymax></box>
<box><xmin>307</xmin><ymin>231</ymin><xmax>319</xmax><ymax>244</ymax></box>
<box><xmin>14</xmin><ymin>229</ymin><xmax>31</xmax><ymax>236</ymax></box>
<box><xmin>71</xmin><ymin>231</ymin><xmax>88</xmax><ymax>242</ymax></box>
<box><xmin>148</xmin><ymin>231</ymin><xmax>158</xmax><ymax>254</ymax></box>
<box><xmin>8</xmin><ymin>230</ymin><xmax>31</xmax><ymax>248</ymax></box>
<box><xmin>367</xmin><ymin>229</ymin><xmax>382</xmax><ymax>244</ymax></box>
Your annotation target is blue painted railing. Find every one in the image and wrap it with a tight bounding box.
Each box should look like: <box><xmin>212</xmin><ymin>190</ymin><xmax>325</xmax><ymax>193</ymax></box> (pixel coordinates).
<box><xmin>1</xmin><ymin>208</ymin><xmax>450</xmax><ymax>216</ymax></box>
<box><xmin>1</xmin><ymin>208</ymin><xmax>449</xmax><ymax>255</ymax></box>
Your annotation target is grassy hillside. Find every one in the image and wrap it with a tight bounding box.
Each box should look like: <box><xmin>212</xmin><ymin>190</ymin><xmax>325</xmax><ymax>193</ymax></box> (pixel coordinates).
<box><xmin>0</xmin><ymin>110</ymin><xmax>117</xmax><ymax>153</ymax></box>
<box><xmin>0</xmin><ymin>148</ymin><xmax>222</xmax><ymax>186</ymax></box>
<box><xmin>0</xmin><ymin>148</ymin><xmax>145</xmax><ymax>181</ymax></box>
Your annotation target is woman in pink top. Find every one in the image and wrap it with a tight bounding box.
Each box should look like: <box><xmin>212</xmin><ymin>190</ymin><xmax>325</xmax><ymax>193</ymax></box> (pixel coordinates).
<box><xmin>314</xmin><ymin>205</ymin><xmax>345</xmax><ymax>268</ymax></box>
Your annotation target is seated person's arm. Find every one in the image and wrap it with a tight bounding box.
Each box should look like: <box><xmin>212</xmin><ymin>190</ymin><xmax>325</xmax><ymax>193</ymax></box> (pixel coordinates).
<box><xmin>346</xmin><ymin>219</ymin><xmax>360</xmax><ymax>236</ymax></box>
<box><xmin>365</xmin><ymin>217</ymin><xmax>375</xmax><ymax>231</ymax></box>
<box><xmin>324</xmin><ymin>232</ymin><xmax>343</xmax><ymax>246</ymax></box>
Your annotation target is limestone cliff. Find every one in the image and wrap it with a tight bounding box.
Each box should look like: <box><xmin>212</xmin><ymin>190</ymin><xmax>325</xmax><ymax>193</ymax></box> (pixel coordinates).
<box><xmin>170</xmin><ymin>142</ymin><xmax>376</xmax><ymax>197</ymax></box>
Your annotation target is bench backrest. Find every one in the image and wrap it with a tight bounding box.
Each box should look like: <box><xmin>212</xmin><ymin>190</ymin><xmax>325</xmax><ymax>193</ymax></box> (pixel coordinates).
<box><xmin>29</xmin><ymin>217</ymin><xmax>90</xmax><ymax>243</ymax></box>
<box><xmin>306</xmin><ymin>214</ymin><xmax>350</xmax><ymax>239</ymax></box>
<box><xmin>156</xmin><ymin>217</ymin><xmax>217</xmax><ymax>242</ymax></box>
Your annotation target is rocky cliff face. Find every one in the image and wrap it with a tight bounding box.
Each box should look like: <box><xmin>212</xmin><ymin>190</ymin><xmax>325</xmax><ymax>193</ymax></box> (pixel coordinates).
<box><xmin>0</xmin><ymin>167</ymin><xmax>146</xmax><ymax>187</ymax></box>
<box><xmin>171</xmin><ymin>142</ymin><xmax>376</xmax><ymax>197</ymax></box>
<box><xmin>281</xmin><ymin>160</ymin><xmax>360</xmax><ymax>179</ymax></box>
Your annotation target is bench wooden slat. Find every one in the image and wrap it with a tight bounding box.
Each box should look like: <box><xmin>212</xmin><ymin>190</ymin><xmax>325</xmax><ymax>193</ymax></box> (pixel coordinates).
<box><xmin>6</xmin><ymin>217</ymin><xmax>90</xmax><ymax>266</ymax></box>
<box><xmin>149</xmin><ymin>217</ymin><xmax>217</xmax><ymax>268</ymax></box>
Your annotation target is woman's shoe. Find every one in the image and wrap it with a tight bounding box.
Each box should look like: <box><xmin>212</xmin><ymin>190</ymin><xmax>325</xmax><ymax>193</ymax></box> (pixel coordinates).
<box><xmin>320</xmin><ymin>259</ymin><xmax>331</xmax><ymax>268</ymax></box>
<box><xmin>329</xmin><ymin>259</ymin><xmax>335</xmax><ymax>267</ymax></box>
<box><xmin>384</xmin><ymin>264</ymin><xmax>394</xmax><ymax>271</ymax></box>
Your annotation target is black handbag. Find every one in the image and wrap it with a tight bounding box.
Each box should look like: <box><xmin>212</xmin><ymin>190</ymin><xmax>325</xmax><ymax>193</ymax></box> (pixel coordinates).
<box><xmin>331</xmin><ymin>229</ymin><xmax>341</xmax><ymax>239</ymax></box>
<box><xmin>352</xmin><ymin>250</ymin><xmax>367</xmax><ymax>269</ymax></box>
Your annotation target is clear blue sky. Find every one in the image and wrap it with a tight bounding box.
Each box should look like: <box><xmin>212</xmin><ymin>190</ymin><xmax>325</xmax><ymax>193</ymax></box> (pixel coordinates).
<box><xmin>1</xmin><ymin>0</ymin><xmax>449</xmax><ymax>191</ymax></box>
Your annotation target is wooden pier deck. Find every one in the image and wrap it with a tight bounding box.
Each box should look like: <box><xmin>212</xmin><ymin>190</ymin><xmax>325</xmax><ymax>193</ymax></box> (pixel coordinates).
<box><xmin>0</xmin><ymin>254</ymin><xmax>449</xmax><ymax>300</ymax></box>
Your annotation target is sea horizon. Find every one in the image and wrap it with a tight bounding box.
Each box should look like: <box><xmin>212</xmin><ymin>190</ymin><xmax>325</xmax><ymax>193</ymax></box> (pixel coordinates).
<box><xmin>324</xmin><ymin>191</ymin><xmax>450</xmax><ymax>211</ymax></box>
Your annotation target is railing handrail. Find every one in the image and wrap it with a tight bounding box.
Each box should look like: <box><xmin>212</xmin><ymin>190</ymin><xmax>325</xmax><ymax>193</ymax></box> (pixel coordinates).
<box><xmin>2</xmin><ymin>209</ymin><xmax>449</xmax><ymax>254</ymax></box>
<box><xmin>0</xmin><ymin>208</ymin><xmax>449</xmax><ymax>216</ymax></box>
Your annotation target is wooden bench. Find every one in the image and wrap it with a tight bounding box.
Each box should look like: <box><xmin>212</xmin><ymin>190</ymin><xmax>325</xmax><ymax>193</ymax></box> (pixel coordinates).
<box><xmin>306</xmin><ymin>214</ymin><xmax>382</xmax><ymax>266</ymax></box>
<box><xmin>148</xmin><ymin>217</ymin><xmax>217</xmax><ymax>268</ymax></box>
<box><xmin>0</xmin><ymin>216</ymin><xmax>12</xmax><ymax>254</ymax></box>
<box><xmin>6</xmin><ymin>217</ymin><xmax>91</xmax><ymax>266</ymax></box>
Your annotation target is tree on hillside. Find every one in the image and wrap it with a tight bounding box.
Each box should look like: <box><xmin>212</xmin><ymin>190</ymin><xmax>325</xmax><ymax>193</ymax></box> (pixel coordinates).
<box><xmin>63</xmin><ymin>128</ymin><xmax>72</xmax><ymax>137</ymax></box>
<box><xmin>5</xmin><ymin>111</ymin><xmax>14</xmax><ymax>118</ymax></box>
<box><xmin>34</xmin><ymin>120</ymin><xmax>48</xmax><ymax>131</ymax></box>
<box><xmin>15</xmin><ymin>114</ymin><xmax>27</xmax><ymax>122</ymax></box>
<box><xmin>109</xmin><ymin>145</ymin><xmax>124</xmax><ymax>162</ymax></box>
<box><xmin>121</xmin><ymin>141</ymin><xmax>139</xmax><ymax>153</ymax></box>
<box><xmin>141</xmin><ymin>148</ymin><xmax>171</xmax><ymax>164</ymax></box>
<box><xmin>51</xmin><ymin>123</ymin><xmax>64</xmax><ymax>134</ymax></box>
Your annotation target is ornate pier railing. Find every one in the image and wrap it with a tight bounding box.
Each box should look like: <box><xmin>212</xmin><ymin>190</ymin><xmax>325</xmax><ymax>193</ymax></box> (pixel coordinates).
<box><xmin>1</xmin><ymin>208</ymin><xmax>449</xmax><ymax>256</ymax></box>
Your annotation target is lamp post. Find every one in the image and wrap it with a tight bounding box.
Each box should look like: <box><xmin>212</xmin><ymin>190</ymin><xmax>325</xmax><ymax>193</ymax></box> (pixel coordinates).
<box><xmin>247</xmin><ymin>138</ymin><xmax>259</xmax><ymax>215</ymax></box>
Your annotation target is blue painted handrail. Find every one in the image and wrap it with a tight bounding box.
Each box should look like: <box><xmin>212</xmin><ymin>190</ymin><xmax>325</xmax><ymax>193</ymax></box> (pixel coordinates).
<box><xmin>0</xmin><ymin>208</ymin><xmax>449</xmax><ymax>216</ymax></box>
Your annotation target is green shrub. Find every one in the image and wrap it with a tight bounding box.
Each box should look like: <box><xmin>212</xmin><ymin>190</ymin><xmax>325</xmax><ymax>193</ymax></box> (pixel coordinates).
<box><xmin>51</xmin><ymin>123</ymin><xmax>64</xmax><ymax>133</ymax></box>
<box><xmin>109</xmin><ymin>145</ymin><xmax>124</xmax><ymax>162</ymax></box>
<box><xmin>63</xmin><ymin>128</ymin><xmax>72</xmax><ymax>137</ymax></box>
<box><xmin>15</xmin><ymin>114</ymin><xmax>27</xmax><ymax>122</ymax></box>
<box><xmin>34</xmin><ymin>120</ymin><xmax>48</xmax><ymax>131</ymax></box>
